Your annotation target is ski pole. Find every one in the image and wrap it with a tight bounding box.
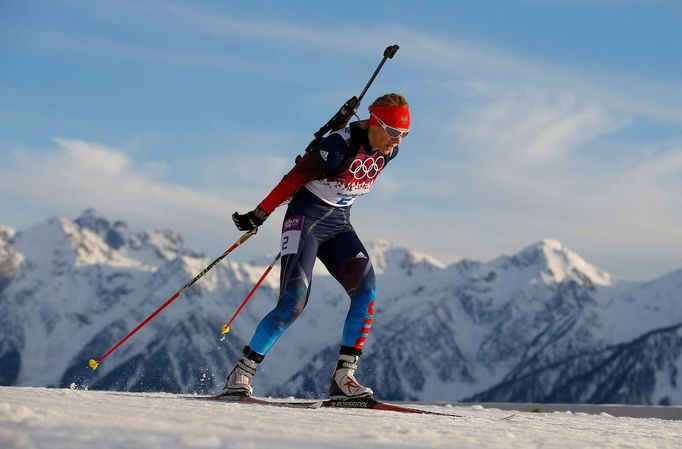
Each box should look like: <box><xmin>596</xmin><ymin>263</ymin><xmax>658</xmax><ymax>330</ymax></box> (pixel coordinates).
<box><xmin>89</xmin><ymin>228</ymin><xmax>259</xmax><ymax>371</ymax></box>
<box><xmin>221</xmin><ymin>251</ymin><xmax>281</xmax><ymax>335</ymax></box>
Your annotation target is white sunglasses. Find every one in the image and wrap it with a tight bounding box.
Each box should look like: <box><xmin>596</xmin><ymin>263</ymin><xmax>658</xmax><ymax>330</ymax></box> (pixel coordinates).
<box><xmin>371</xmin><ymin>113</ymin><xmax>410</xmax><ymax>138</ymax></box>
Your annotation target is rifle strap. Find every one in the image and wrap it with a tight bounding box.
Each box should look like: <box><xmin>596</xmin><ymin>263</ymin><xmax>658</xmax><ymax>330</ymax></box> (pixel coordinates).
<box><xmin>323</xmin><ymin>121</ymin><xmax>364</xmax><ymax>178</ymax></box>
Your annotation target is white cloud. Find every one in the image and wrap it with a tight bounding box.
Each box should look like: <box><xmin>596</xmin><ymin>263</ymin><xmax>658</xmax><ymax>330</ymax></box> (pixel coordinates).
<box><xmin>456</xmin><ymin>89</ymin><xmax>623</xmax><ymax>166</ymax></box>
<box><xmin>630</xmin><ymin>147</ymin><xmax>682</xmax><ymax>182</ymax></box>
<box><xmin>53</xmin><ymin>138</ymin><xmax>130</xmax><ymax>175</ymax></box>
<box><xmin>0</xmin><ymin>138</ymin><xmax>245</xmax><ymax>249</ymax></box>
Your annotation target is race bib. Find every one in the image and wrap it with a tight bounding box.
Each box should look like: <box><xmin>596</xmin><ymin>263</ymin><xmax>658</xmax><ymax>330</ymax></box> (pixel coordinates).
<box><xmin>281</xmin><ymin>215</ymin><xmax>305</xmax><ymax>256</ymax></box>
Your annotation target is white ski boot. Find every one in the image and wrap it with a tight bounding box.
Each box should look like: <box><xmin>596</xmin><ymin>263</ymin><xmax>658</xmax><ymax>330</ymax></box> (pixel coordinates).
<box><xmin>328</xmin><ymin>354</ymin><xmax>374</xmax><ymax>400</ymax></box>
<box><xmin>220</xmin><ymin>357</ymin><xmax>258</xmax><ymax>397</ymax></box>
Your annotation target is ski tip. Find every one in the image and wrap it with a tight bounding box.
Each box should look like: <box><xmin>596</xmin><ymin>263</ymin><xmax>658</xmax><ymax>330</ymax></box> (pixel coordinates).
<box><xmin>221</xmin><ymin>324</ymin><xmax>230</xmax><ymax>335</ymax></box>
<box><xmin>88</xmin><ymin>359</ymin><xmax>99</xmax><ymax>371</ymax></box>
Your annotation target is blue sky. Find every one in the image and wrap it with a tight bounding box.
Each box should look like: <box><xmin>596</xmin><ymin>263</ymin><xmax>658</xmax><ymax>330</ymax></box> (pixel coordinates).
<box><xmin>1</xmin><ymin>0</ymin><xmax>681</xmax><ymax>280</ymax></box>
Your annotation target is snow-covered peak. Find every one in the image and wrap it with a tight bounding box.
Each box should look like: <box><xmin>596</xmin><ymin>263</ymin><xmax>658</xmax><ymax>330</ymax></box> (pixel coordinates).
<box><xmin>12</xmin><ymin>217</ymin><xmax>148</xmax><ymax>273</ymax></box>
<box><xmin>131</xmin><ymin>228</ymin><xmax>195</xmax><ymax>263</ymax></box>
<box><xmin>74</xmin><ymin>208</ymin><xmax>200</xmax><ymax>267</ymax></box>
<box><xmin>0</xmin><ymin>225</ymin><xmax>16</xmax><ymax>243</ymax></box>
<box><xmin>365</xmin><ymin>240</ymin><xmax>446</xmax><ymax>275</ymax></box>
<box><xmin>74</xmin><ymin>208</ymin><xmax>114</xmax><ymax>235</ymax></box>
<box><xmin>0</xmin><ymin>226</ymin><xmax>22</xmax><ymax>285</ymax></box>
<box><xmin>489</xmin><ymin>238</ymin><xmax>612</xmax><ymax>287</ymax></box>
<box><xmin>13</xmin><ymin>218</ymin><xmax>82</xmax><ymax>268</ymax></box>
<box><xmin>74</xmin><ymin>208</ymin><xmax>135</xmax><ymax>252</ymax></box>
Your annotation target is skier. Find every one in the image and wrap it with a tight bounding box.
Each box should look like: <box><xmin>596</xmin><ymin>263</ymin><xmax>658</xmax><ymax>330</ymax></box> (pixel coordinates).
<box><xmin>222</xmin><ymin>93</ymin><xmax>410</xmax><ymax>401</ymax></box>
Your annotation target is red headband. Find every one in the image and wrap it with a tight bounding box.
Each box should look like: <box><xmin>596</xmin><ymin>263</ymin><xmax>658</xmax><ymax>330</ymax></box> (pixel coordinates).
<box><xmin>369</xmin><ymin>105</ymin><xmax>410</xmax><ymax>130</ymax></box>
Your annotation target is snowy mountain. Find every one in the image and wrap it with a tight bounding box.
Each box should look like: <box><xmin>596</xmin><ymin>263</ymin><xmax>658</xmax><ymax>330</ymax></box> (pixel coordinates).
<box><xmin>0</xmin><ymin>211</ymin><xmax>680</xmax><ymax>405</ymax></box>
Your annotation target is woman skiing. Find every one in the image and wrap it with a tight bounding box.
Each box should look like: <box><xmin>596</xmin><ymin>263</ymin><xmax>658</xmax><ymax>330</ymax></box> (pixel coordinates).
<box><xmin>222</xmin><ymin>93</ymin><xmax>410</xmax><ymax>401</ymax></box>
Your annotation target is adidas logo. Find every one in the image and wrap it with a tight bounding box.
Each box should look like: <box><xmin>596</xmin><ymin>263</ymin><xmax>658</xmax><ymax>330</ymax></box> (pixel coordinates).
<box><xmin>355</xmin><ymin>252</ymin><xmax>367</xmax><ymax>259</ymax></box>
<box><xmin>319</xmin><ymin>150</ymin><xmax>329</xmax><ymax>161</ymax></box>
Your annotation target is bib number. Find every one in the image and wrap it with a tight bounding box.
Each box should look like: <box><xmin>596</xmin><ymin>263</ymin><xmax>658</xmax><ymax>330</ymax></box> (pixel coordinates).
<box><xmin>281</xmin><ymin>215</ymin><xmax>305</xmax><ymax>255</ymax></box>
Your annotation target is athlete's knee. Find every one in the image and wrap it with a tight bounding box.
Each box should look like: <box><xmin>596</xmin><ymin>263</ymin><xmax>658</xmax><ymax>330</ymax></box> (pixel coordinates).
<box><xmin>271</xmin><ymin>289</ymin><xmax>308</xmax><ymax>329</ymax></box>
<box><xmin>350</xmin><ymin>284</ymin><xmax>376</xmax><ymax>321</ymax></box>
<box><xmin>359</xmin><ymin>281</ymin><xmax>376</xmax><ymax>303</ymax></box>
<box><xmin>339</xmin><ymin>258</ymin><xmax>376</xmax><ymax>294</ymax></box>
<box><xmin>355</xmin><ymin>266</ymin><xmax>376</xmax><ymax>301</ymax></box>
<box><xmin>289</xmin><ymin>296</ymin><xmax>307</xmax><ymax>320</ymax></box>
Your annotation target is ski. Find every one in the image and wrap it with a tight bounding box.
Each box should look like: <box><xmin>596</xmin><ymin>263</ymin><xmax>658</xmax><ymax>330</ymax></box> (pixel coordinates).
<box><xmin>194</xmin><ymin>394</ymin><xmax>461</xmax><ymax>417</ymax></box>
<box><xmin>320</xmin><ymin>397</ymin><xmax>461</xmax><ymax>417</ymax></box>
<box><xmin>195</xmin><ymin>394</ymin><xmax>320</xmax><ymax>409</ymax></box>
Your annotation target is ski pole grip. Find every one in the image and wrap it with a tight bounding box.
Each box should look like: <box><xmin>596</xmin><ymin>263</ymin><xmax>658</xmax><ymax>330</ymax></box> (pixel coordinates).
<box><xmin>384</xmin><ymin>45</ymin><xmax>399</xmax><ymax>59</ymax></box>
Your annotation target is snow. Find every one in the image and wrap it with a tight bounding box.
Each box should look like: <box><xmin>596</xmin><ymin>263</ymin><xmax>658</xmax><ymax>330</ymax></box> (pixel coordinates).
<box><xmin>367</xmin><ymin>240</ymin><xmax>447</xmax><ymax>274</ymax></box>
<box><xmin>537</xmin><ymin>238</ymin><xmax>613</xmax><ymax>286</ymax></box>
<box><xmin>0</xmin><ymin>387</ymin><xmax>680</xmax><ymax>449</ymax></box>
<box><xmin>488</xmin><ymin>238</ymin><xmax>613</xmax><ymax>289</ymax></box>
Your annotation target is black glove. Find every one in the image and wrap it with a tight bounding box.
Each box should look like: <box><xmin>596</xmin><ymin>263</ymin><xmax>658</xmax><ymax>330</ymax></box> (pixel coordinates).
<box><xmin>232</xmin><ymin>208</ymin><xmax>268</xmax><ymax>231</ymax></box>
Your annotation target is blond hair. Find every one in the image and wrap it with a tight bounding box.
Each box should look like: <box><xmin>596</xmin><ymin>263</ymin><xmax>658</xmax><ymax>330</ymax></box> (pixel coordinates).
<box><xmin>369</xmin><ymin>93</ymin><xmax>409</xmax><ymax>109</ymax></box>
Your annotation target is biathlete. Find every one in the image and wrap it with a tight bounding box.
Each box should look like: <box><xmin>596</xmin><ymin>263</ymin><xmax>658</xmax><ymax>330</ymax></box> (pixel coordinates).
<box><xmin>222</xmin><ymin>93</ymin><xmax>410</xmax><ymax>400</ymax></box>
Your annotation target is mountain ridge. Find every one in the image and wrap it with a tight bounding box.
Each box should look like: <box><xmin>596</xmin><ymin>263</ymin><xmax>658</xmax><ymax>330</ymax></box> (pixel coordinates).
<box><xmin>0</xmin><ymin>210</ymin><xmax>680</xmax><ymax>405</ymax></box>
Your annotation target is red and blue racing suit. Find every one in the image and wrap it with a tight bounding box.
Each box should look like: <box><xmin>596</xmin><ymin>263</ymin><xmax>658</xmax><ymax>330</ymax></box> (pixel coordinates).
<box><xmin>247</xmin><ymin>123</ymin><xmax>398</xmax><ymax>357</ymax></box>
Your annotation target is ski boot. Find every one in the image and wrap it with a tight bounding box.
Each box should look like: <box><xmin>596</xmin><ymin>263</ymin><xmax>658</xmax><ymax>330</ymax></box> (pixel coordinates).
<box><xmin>219</xmin><ymin>347</ymin><xmax>263</xmax><ymax>398</ymax></box>
<box><xmin>328</xmin><ymin>353</ymin><xmax>374</xmax><ymax>401</ymax></box>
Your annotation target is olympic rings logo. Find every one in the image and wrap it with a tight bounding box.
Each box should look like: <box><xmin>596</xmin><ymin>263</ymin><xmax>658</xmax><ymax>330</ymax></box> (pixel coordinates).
<box><xmin>349</xmin><ymin>155</ymin><xmax>385</xmax><ymax>180</ymax></box>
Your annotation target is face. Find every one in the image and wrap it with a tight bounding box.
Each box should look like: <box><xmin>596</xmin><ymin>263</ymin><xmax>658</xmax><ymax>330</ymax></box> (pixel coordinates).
<box><xmin>368</xmin><ymin>123</ymin><xmax>406</xmax><ymax>155</ymax></box>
